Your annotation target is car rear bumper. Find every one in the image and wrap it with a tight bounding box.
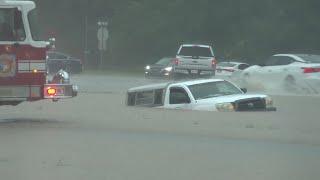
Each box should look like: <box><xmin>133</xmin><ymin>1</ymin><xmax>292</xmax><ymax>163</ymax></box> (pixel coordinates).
<box><xmin>305</xmin><ymin>77</ymin><xmax>320</xmax><ymax>84</ymax></box>
<box><xmin>303</xmin><ymin>77</ymin><xmax>320</xmax><ymax>93</ymax></box>
<box><xmin>216</xmin><ymin>71</ymin><xmax>233</xmax><ymax>77</ymax></box>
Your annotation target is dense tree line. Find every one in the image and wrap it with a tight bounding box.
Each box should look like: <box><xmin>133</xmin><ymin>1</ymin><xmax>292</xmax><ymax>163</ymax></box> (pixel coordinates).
<box><xmin>34</xmin><ymin>0</ymin><xmax>320</xmax><ymax>66</ymax></box>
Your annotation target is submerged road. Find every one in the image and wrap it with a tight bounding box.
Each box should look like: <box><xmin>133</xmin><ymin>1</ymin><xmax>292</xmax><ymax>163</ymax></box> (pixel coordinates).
<box><xmin>0</xmin><ymin>73</ymin><xmax>319</xmax><ymax>180</ymax></box>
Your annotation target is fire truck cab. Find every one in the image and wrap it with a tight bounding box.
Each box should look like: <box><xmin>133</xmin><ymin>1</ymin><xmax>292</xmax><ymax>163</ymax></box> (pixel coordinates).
<box><xmin>0</xmin><ymin>0</ymin><xmax>77</xmax><ymax>106</ymax></box>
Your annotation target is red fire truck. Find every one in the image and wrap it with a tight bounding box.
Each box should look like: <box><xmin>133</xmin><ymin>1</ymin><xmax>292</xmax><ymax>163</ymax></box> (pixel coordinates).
<box><xmin>0</xmin><ymin>0</ymin><xmax>77</xmax><ymax>106</ymax></box>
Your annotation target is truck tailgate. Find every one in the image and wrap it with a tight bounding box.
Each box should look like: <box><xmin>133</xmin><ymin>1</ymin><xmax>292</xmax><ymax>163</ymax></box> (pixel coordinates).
<box><xmin>176</xmin><ymin>56</ymin><xmax>214</xmax><ymax>70</ymax></box>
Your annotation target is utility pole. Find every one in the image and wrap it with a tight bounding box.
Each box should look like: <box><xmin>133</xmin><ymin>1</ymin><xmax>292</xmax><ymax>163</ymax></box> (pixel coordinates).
<box><xmin>83</xmin><ymin>0</ymin><xmax>89</xmax><ymax>69</ymax></box>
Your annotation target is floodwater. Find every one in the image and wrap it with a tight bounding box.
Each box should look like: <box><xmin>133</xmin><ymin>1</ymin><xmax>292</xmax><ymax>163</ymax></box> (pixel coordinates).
<box><xmin>0</xmin><ymin>73</ymin><xmax>319</xmax><ymax>180</ymax></box>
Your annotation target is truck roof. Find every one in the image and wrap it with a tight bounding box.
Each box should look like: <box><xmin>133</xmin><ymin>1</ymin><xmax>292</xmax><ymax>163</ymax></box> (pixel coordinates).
<box><xmin>171</xmin><ymin>79</ymin><xmax>224</xmax><ymax>86</ymax></box>
<box><xmin>128</xmin><ymin>83</ymin><xmax>169</xmax><ymax>93</ymax></box>
<box><xmin>180</xmin><ymin>44</ymin><xmax>212</xmax><ymax>48</ymax></box>
<box><xmin>127</xmin><ymin>79</ymin><xmax>225</xmax><ymax>93</ymax></box>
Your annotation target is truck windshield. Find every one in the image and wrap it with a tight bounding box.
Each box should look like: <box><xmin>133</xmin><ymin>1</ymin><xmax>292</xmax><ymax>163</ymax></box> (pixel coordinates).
<box><xmin>0</xmin><ymin>8</ymin><xmax>26</xmax><ymax>41</ymax></box>
<box><xmin>178</xmin><ymin>46</ymin><xmax>213</xmax><ymax>57</ymax></box>
<box><xmin>188</xmin><ymin>81</ymin><xmax>243</xmax><ymax>100</ymax></box>
<box><xmin>28</xmin><ymin>9</ymin><xmax>41</xmax><ymax>41</ymax></box>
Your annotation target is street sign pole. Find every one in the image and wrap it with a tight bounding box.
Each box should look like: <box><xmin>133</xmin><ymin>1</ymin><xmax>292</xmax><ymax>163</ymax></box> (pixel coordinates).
<box><xmin>100</xmin><ymin>27</ymin><xmax>103</xmax><ymax>68</ymax></box>
<box><xmin>97</xmin><ymin>21</ymin><xmax>109</xmax><ymax>68</ymax></box>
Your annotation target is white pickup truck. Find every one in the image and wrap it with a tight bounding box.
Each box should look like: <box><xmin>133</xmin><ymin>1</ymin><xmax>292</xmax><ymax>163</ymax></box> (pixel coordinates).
<box><xmin>173</xmin><ymin>44</ymin><xmax>217</xmax><ymax>76</ymax></box>
<box><xmin>126</xmin><ymin>79</ymin><xmax>276</xmax><ymax>112</ymax></box>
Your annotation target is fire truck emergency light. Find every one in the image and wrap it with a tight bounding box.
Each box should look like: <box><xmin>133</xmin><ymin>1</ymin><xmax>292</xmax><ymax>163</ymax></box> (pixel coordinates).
<box><xmin>47</xmin><ymin>87</ymin><xmax>56</xmax><ymax>96</ymax></box>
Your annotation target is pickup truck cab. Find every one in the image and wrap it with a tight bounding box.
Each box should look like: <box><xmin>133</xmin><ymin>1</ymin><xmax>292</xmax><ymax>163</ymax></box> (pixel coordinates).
<box><xmin>126</xmin><ymin>79</ymin><xmax>276</xmax><ymax>112</ymax></box>
<box><xmin>174</xmin><ymin>44</ymin><xmax>217</xmax><ymax>76</ymax></box>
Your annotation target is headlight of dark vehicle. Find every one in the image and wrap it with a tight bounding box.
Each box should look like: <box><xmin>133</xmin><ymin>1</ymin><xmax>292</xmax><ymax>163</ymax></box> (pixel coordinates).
<box><xmin>163</xmin><ymin>66</ymin><xmax>173</xmax><ymax>72</ymax></box>
<box><xmin>145</xmin><ymin>65</ymin><xmax>151</xmax><ymax>70</ymax></box>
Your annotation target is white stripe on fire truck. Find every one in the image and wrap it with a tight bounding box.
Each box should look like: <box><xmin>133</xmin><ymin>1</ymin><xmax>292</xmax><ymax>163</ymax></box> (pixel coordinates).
<box><xmin>19</xmin><ymin>60</ymin><xmax>46</xmax><ymax>62</ymax></box>
<box><xmin>18</xmin><ymin>61</ymin><xmax>46</xmax><ymax>72</ymax></box>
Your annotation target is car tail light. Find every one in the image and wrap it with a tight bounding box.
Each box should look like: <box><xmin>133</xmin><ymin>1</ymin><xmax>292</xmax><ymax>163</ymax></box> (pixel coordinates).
<box><xmin>302</xmin><ymin>67</ymin><xmax>320</xmax><ymax>73</ymax></box>
<box><xmin>172</xmin><ymin>58</ymin><xmax>180</xmax><ymax>65</ymax></box>
<box><xmin>47</xmin><ymin>87</ymin><xmax>56</xmax><ymax>96</ymax></box>
<box><xmin>212</xmin><ymin>58</ymin><xmax>217</xmax><ymax>68</ymax></box>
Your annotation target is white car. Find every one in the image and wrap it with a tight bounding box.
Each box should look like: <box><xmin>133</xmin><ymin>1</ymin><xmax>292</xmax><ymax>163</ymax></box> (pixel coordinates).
<box><xmin>240</xmin><ymin>54</ymin><xmax>320</xmax><ymax>93</ymax></box>
<box><xmin>216</xmin><ymin>61</ymin><xmax>250</xmax><ymax>77</ymax></box>
<box><xmin>126</xmin><ymin>79</ymin><xmax>276</xmax><ymax>112</ymax></box>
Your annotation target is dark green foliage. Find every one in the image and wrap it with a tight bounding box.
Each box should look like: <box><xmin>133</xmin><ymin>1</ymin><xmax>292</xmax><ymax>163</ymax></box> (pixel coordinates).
<box><xmin>34</xmin><ymin>0</ymin><xmax>320</xmax><ymax>66</ymax></box>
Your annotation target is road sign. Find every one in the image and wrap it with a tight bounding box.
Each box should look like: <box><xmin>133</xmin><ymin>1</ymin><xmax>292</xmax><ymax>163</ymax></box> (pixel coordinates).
<box><xmin>97</xmin><ymin>21</ymin><xmax>109</xmax><ymax>66</ymax></box>
<box><xmin>97</xmin><ymin>27</ymin><xmax>108</xmax><ymax>51</ymax></box>
<box><xmin>97</xmin><ymin>27</ymin><xmax>109</xmax><ymax>41</ymax></box>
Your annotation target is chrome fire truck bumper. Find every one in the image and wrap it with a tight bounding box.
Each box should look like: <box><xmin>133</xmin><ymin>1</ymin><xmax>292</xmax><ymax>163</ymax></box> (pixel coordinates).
<box><xmin>43</xmin><ymin>84</ymin><xmax>78</xmax><ymax>99</ymax></box>
<box><xmin>44</xmin><ymin>70</ymin><xmax>78</xmax><ymax>99</ymax></box>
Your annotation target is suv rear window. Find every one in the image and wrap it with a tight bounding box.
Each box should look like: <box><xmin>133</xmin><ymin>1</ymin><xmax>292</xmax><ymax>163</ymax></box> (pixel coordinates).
<box><xmin>178</xmin><ymin>46</ymin><xmax>213</xmax><ymax>57</ymax></box>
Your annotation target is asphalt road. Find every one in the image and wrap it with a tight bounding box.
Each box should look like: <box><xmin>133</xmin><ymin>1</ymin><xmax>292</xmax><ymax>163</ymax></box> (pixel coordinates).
<box><xmin>1</xmin><ymin>73</ymin><xmax>320</xmax><ymax>180</ymax></box>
